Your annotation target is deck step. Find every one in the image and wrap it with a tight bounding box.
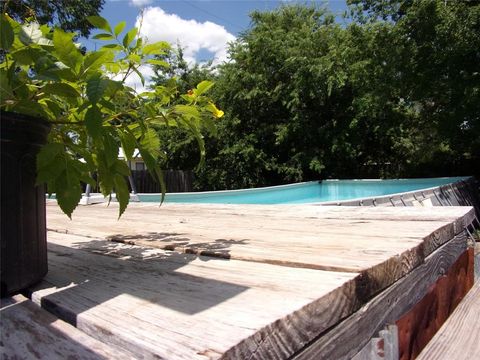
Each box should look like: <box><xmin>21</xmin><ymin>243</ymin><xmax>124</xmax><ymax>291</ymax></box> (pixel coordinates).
<box><xmin>0</xmin><ymin>294</ymin><xmax>132</xmax><ymax>359</ymax></box>
<box><xmin>416</xmin><ymin>280</ymin><xmax>480</xmax><ymax>360</ymax></box>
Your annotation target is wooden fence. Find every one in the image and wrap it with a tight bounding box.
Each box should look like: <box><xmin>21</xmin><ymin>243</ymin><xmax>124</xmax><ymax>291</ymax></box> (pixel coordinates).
<box><xmin>130</xmin><ymin>170</ymin><xmax>194</xmax><ymax>193</ymax></box>
<box><xmin>82</xmin><ymin>170</ymin><xmax>194</xmax><ymax>193</ymax></box>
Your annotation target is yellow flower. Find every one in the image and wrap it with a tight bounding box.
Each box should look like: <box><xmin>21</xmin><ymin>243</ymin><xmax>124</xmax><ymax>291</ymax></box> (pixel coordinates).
<box><xmin>207</xmin><ymin>102</ymin><xmax>224</xmax><ymax>118</ymax></box>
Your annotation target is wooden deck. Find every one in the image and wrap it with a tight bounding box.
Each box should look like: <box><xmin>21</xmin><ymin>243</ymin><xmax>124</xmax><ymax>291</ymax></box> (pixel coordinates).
<box><xmin>0</xmin><ymin>295</ymin><xmax>132</xmax><ymax>359</ymax></box>
<box><xmin>2</xmin><ymin>203</ymin><xmax>476</xmax><ymax>359</ymax></box>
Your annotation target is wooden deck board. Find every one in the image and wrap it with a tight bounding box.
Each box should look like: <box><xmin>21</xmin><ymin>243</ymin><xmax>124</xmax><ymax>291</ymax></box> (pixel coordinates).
<box><xmin>30</xmin><ymin>233</ymin><xmax>358</xmax><ymax>359</ymax></box>
<box><xmin>0</xmin><ymin>295</ymin><xmax>131</xmax><ymax>359</ymax></box>
<box><xmin>416</xmin><ymin>281</ymin><xmax>480</xmax><ymax>360</ymax></box>
<box><xmin>46</xmin><ymin>203</ymin><xmax>474</xmax><ymax>273</ymax></box>
<box><xmin>19</xmin><ymin>203</ymin><xmax>472</xmax><ymax>359</ymax></box>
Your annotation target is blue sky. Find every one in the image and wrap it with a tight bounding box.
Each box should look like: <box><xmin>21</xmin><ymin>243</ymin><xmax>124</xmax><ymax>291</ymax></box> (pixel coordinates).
<box><xmin>86</xmin><ymin>0</ymin><xmax>349</xmax><ymax>62</ymax></box>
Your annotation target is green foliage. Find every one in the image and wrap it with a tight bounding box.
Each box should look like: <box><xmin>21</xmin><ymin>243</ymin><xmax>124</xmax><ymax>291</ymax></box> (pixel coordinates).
<box><xmin>0</xmin><ymin>15</ymin><xmax>222</xmax><ymax>217</ymax></box>
<box><xmin>345</xmin><ymin>0</ymin><xmax>480</xmax><ymax>177</ymax></box>
<box><xmin>149</xmin><ymin>44</ymin><xmax>220</xmax><ymax>172</ymax></box>
<box><xmin>4</xmin><ymin>0</ymin><xmax>105</xmax><ymax>38</ymax></box>
<box><xmin>199</xmin><ymin>5</ymin><xmax>358</xmax><ymax>189</ymax></box>
<box><xmin>193</xmin><ymin>1</ymin><xmax>479</xmax><ymax>190</ymax></box>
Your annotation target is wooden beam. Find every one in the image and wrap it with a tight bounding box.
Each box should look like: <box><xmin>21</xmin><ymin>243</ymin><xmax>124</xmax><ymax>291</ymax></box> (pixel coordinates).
<box><xmin>291</xmin><ymin>232</ymin><xmax>469</xmax><ymax>360</ymax></box>
<box><xmin>395</xmin><ymin>248</ymin><xmax>474</xmax><ymax>360</ymax></box>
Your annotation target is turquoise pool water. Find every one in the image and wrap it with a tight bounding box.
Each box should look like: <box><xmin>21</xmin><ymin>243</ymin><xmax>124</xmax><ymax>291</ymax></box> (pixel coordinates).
<box><xmin>138</xmin><ymin>177</ymin><xmax>467</xmax><ymax>204</ymax></box>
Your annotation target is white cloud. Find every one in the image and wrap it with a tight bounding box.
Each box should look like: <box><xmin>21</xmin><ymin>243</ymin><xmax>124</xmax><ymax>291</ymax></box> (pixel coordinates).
<box><xmin>130</xmin><ymin>0</ymin><xmax>153</xmax><ymax>7</ymax></box>
<box><xmin>137</xmin><ymin>7</ymin><xmax>236</xmax><ymax>66</ymax></box>
<box><xmin>119</xmin><ymin>7</ymin><xmax>235</xmax><ymax>93</ymax></box>
<box><xmin>124</xmin><ymin>65</ymin><xmax>154</xmax><ymax>94</ymax></box>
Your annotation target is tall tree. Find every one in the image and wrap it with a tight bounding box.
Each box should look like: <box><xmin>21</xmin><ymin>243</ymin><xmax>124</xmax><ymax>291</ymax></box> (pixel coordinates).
<box><xmin>4</xmin><ymin>0</ymin><xmax>105</xmax><ymax>37</ymax></box>
<box><xmin>198</xmin><ymin>5</ymin><xmax>363</xmax><ymax>190</ymax></box>
<box><xmin>347</xmin><ymin>0</ymin><xmax>480</xmax><ymax>176</ymax></box>
<box><xmin>205</xmin><ymin>1</ymin><xmax>480</xmax><ymax>190</ymax></box>
<box><xmin>150</xmin><ymin>44</ymin><xmax>218</xmax><ymax>172</ymax></box>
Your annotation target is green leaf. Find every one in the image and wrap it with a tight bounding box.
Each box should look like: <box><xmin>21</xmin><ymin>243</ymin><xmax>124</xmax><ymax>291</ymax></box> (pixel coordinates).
<box><xmin>52</xmin><ymin>29</ymin><xmax>82</xmax><ymax>73</ymax></box>
<box><xmin>82</xmin><ymin>51</ymin><xmax>115</xmax><ymax>77</ymax></box>
<box><xmin>69</xmin><ymin>159</ymin><xmax>94</xmax><ymax>186</ymax></box>
<box><xmin>173</xmin><ymin>104</ymin><xmax>200</xmax><ymax>119</ymax></box>
<box><xmin>86</xmin><ymin>75</ymin><xmax>108</xmax><ymax>103</ymax></box>
<box><xmin>9</xmin><ymin>100</ymin><xmax>49</xmax><ymax>119</ymax></box>
<box><xmin>139</xmin><ymin>128</ymin><xmax>160</xmax><ymax>157</ymax></box>
<box><xmin>101</xmin><ymin>44</ymin><xmax>123</xmax><ymax>51</ymax></box>
<box><xmin>44</xmin><ymin>99</ymin><xmax>63</xmax><ymax>118</ymax></box>
<box><xmin>131</xmin><ymin>66</ymin><xmax>145</xmax><ymax>86</ymax></box>
<box><xmin>119</xmin><ymin>130</ymin><xmax>136</xmax><ymax>161</ymax></box>
<box><xmin>195</xmin><ymin>80</ymin><xmax>214</xmax><ymax>96</ymax></box>
<box><xmin>104</xmin><ymin>62</ymin><xmax>122</xmax><ymax>74</ymax></box>
<box><xmin>102</xmin><ymin>130</ymin><xmax>120</xmax><ymax>168</ymax></box>
<box><xmin>85</xmin><ymin>105</ymin><xmax>103</xmax><ymax>139</ymax></box>
<box><xmin>36</xmin><ymin>148</ymin><xmax>79</xmax><ymax>211</ymax></box>
<box><xmin>146</xmin><ymin>59</ymin><xmax>170</xmax><ymax>68</ymax></box>
<box><xmin>18</xmin><ymin>22</ymin><xmax>43</xmax><ymax>45</ymax></box>
<box><xmin>122</xmin><ymin>27</ymin><xmax>138</xmax><ymax>48</ymax></box>
<box><xmin>202</xmin><ymin>112</ymin><xmax>218</xmax><ymax>136</ymax></box>
<box><xmin>127</xmin><ymin>53</ymin><xmax>141</xmax><ymax>63</ymax></box>
<box><xmin>37</xmin><ymin>143</ymin><xmax>64</xmax><ymax>172</ymax></box>
<box><xmin>92</xmin><ymin>33</ymin><xmax>115</xmax><ymax>40</ymax></box>
<box><xmin>11</xmin><ymin>48</ymin><xmax>45</xmax><ymax>65</ymax></box>
<box><xmin>114</xmin><ymin>160</ymin><xmax>131</xmax><ymax>177</ymax></box>
<box><xmin>176</xmin><ymin>116</ymin><xmax>206</xmax><ymax>170</ymax></box>
<box><xmin>42</xmin><ymin>83</ymin><xmax>80</xmax><ymax>98</ymax></box>
<box><xmin>137</xmin><ymin>148</ymin><xmax>165</xmax><ymax>203</ymax></box>
<box><xmin>0</xmin><ymin>15</ymin><xmax>14</xmax><ymax>50</ymax></box>
<box><xmin>55</xmin><ymin>170</ymin><xmax>82</xmax><ymax>219</ymax></box>
<box><xmin>114</xmin><ymin>21</ymin><xmax>126</xmax><ymax>37</ymax></box>
<box><xmin>87</xmin><ymin>16</ymin><xmax>112</xmax><ymax>33</ymax></box>
<box><xmin>142</xmin><ymin>41</ymin><xmax>170</xmax><ymax>55</ymax></box>
<box><xmin>114</xmin><ymin>174</ymin><xmax>130</xmax><ymax>218</ymax></box>
<box><xmin>0</xmin><ymin>70</ymin><xmax>14</xmax><ymax>101</ymax></box>
<box><xmin>103</xmin><ymin>79</ymin><xmax>123</xmax><ymax>97</ymax></box>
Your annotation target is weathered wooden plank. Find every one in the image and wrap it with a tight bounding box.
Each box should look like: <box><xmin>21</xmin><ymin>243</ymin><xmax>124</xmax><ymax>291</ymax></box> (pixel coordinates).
<box><xmin>475</xmin><ymin>242</ymin><xmax>480</xmax><ymax>281</ymax></box>
<box><xmin>39</xmin><ymin>204</ymin><xmax>474</xmax><ymax>359</ymax></box>
<box><xmin>0</xmin><ymin>294</ymin><xmax>132</xmax><ymax>359</ymax></box>
<box><xmin>28</xmin><ymin>232</ymin><xmax>359</xmax><ymax>360</ymax></box>
<box><xmin>416</xmin><ymin>281</ymin><xmax>480</xmax><ymax>360</ymax></box>
<box><xmin>46</xmin><ymin>204</ymin><xmax>474</xmax><ymax>275</ymax></box>
<box><xmin>45</xmin><ymin>203</ymin><xmax>474</xmax><ymax>327</ymax></box>
<box><xmin>395</xmin><ymin>248</ymin><xmax>474</xmax><ymax>360</ymax></box>
<box><xmin>291</xmin><ymin>232</ymin><xmax>469</xmax><ymax>360</ymax></box>
<box><xmin>48</xmin><ymin>201</ymin><xmax>476</xmax><ymax>224</ymax></box>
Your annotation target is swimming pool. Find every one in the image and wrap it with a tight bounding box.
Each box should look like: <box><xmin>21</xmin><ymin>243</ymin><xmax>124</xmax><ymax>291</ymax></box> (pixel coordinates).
<box><xmin>138</xmin><ymin>177</ymin><xmax>469</xmax><ymax>204</ymax></box>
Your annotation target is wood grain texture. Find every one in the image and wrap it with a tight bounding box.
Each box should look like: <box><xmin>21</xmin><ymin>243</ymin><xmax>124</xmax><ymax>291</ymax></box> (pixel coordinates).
<box><xmin>396</xmin><ymin>248</ymin><xmax>474</xmax><ymax>360</ymax></box>
<box><xmin>46</xmin><ymin>203</ymin><xmax>474</xmax><ymax>274</ymax></box>
<box><xmin>416</xmin><ymin>281</ymin><xmax>480</xmax><ymax>360</ymax></box>
<box><xmin>0</xmin><ymin>294</ymin><xmax>132</xmax><ymax>359</ymax></box>
<box><xmin>32</xmin><ymin>204</ymin><xmax>474</xmax><ymax>359</ymax></box>
<box><xmin>29</xmin><ymin>232</ymin><xmax>357</xmax><ymax>360</ymax></box>
<box><xmin>291</xmin><ymin>232</ymin><xmax>469</xmax><ymax>360</ymax></box>
<box><xmin>475</xmin><ymin>243</ymin><xmax>480</xmax><ymax>282</ymax></box>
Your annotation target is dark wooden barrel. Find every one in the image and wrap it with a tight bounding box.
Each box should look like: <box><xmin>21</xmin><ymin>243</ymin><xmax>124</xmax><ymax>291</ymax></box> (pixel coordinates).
<box><xmin>1</xmin><ymin>111</ymin><xmax>50</xmax><ymax>296</ymax></box>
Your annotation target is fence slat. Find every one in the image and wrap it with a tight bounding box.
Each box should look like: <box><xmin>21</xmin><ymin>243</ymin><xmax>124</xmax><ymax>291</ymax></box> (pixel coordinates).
<box><xmin>130</xmin><ymin>170</ymin><xmax>193</xmax><ymax>193</ymax></box>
